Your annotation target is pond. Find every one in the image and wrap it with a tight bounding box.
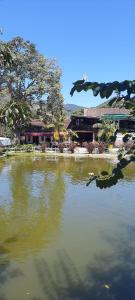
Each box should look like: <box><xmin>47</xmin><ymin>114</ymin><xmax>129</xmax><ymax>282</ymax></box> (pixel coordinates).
<box><xmin>0</xmin><ymin>156</ymin><xmax>135</xmax><ymax>300</ymax></box>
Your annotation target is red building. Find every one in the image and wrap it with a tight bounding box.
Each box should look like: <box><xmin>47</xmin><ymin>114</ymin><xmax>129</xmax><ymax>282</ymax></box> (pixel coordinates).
<box><xmin>21</xmin><ymin>119</ymin><xmax>70</xmax><ymax>145</ymax></box>
<box><xmin>21</xmin><ymin>119</ymin><xmax>54</xmax><ymax>145</ymax></box>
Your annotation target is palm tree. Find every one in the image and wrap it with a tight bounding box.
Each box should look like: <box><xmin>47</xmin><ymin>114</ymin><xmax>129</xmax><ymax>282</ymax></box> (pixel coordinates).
<box><xmin>93</xmin><ymin>120</ymin><xmax>117</xmax><ymax>143</ymax></box>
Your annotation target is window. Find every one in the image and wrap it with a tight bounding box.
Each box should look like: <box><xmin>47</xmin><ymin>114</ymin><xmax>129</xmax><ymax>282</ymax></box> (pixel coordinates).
<box><xmin>76</xmin><ymin>119</ymin><xmax>80</xmax><ymax>126</ymax></box>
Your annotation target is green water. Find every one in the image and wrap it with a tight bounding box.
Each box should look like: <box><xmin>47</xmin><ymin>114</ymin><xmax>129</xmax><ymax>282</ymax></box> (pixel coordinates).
<box><xmin>0</xmin><ymin>156</ymin><xmax>135</xmax><ymax>300</ymax></box>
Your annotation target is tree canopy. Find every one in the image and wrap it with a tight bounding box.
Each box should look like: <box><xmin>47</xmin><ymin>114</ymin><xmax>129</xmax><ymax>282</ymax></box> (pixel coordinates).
<box><xmin>0</xmin><ymin>100</ymin><xmax>31</xmax><ymax>139</ymax></box>
<box><xmin>0</xmin><ymin>36</ymin><xmax>64</xmax><ymax>136</ymax></box>
<box><xmin>93</xmin><ymin>120</ymin><xmax>117</xmax><ymax>143</ymax></box>
<box><xmin>0</xmin><ymin>36</ymin><xmax>62</xmax><ymax>102</ymax></box>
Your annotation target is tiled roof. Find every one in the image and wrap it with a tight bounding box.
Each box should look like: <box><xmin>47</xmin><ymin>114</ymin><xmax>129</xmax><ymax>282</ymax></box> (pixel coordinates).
<box><xmin>84</xmin><ymin>108</ymin><xmax>130</xmax><ymax>118</ymax></box>
<box><xmin>30</xmin><ymin>119</ymin><xmax>70</xmax><ymax>129</ymax></box>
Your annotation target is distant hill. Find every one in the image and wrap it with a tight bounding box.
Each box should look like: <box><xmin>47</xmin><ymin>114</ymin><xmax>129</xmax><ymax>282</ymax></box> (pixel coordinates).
<box><xmin>64</xmin><ymin>103</ymin><xmax>85</xmax><ymax>116</ymax></box>
<box><xmin>64</xmin><ymin>101</ymin><xmax>113</xmax><ymax>116</ymax></box>
<box><xmin>96</xmin><ymin>99</ymin><xmax>122</xmax><ymax>108</ymax></box>
<box><xmin>96</xmin><ymin>100</ymin><xmax>110</xmax><ymax>108</ymax></box>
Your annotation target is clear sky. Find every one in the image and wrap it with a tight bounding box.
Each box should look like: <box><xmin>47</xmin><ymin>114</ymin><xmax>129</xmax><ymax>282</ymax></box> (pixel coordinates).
<box><xmin>0</xmin><ymin>0</ymin><xmax>135</xmax><ymax>107</ymax></box>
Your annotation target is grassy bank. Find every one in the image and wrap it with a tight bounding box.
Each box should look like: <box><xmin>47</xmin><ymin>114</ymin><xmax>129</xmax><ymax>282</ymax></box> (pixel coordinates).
<box><xmin>0</xmin><ymin>150</ymin><xmax>118</xmax><ymax>160</ymax></box>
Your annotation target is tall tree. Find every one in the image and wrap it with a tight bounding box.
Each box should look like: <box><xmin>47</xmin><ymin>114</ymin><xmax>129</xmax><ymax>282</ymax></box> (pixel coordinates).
<box><xmin>0</xmin><ymin>36</ymin><xmax>64</xmax><ymax>138</ymax></box>
<box><xmin>0</xmin><ymin>32</ymin><xmax>15</xmax><ymax>67</ymax></box>
<box><xmin>0</xmin><ymin>36</ymin><xmax>62</xmax><ymax>102</ymax></box>
<box><xmin>36</xmin><ymin>89</ymin><xmax>66</xmax><ymax>139</ymax></box>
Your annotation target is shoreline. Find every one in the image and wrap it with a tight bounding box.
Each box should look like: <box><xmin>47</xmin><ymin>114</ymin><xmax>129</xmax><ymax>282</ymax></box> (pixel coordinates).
<box><xmin>0</xmin><ymin>151</ymin><xmax>118</xmax><ymax>160</ymax></box>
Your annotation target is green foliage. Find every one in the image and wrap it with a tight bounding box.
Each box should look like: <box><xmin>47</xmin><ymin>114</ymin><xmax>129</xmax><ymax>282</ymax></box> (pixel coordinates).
<box><xmin>9</xmin><ymin>144</ymin><xmax>34</xmax><ymax>152</ymax></box>
<box><xmin>0</xmin><ymin>36</ymin><xmax>64</xmax><ymax>139</ymax></box>
<box><xmin>0</xmin><ymin>36</ymin><xmax>62</xmax><ymax>103</ymax></box>
<box><xmin>0</xmin><ymin>100</ymin><xmax>31</xmax><ymax>136</ymax></box>
<box><xmin>70</xmin><ymin>79</ymin><xmax>135</xmax><ymax>99</ymax></box>
<box><xmin>0</xmin><ymin>43</ymin><xmax>15</xmax><ymax>66</ymax></box>
<box><xmin>0</xmin><ymin>36</ymin><xmax>63</xmax><ymax>113</ymax></box>
<box><xmin>93</xmin><ymin>120</ymin><xmax>117</xmax><ymax>143</ymax></box>
<box><xmin>0</xmin><ymin>31</ymin><xmax>15</xmax><ymax>66</ymax></box>
<box><xmin>67</xmin><ymin>129</ymin><xmax>78</xmax><ymax>139</ymax></box>
<box><xmin>70</xmin><ymin>79</ymin><xmax>135</xmax><ymax>115</ymax></box>
<box><xmin>0</xmin><ymin>147</ymin><xmax>7</xmax><ymax>155</ymax></box>
<box><xmin>72</xmin><ymin>108</ymin><xmax>84</xmax><ymax>116</ymax></box>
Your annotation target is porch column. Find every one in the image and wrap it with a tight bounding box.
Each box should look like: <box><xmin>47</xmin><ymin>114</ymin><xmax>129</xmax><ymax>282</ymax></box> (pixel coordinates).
<box><xmin>92</xmin><ymin>131</ymin><xmax>95</xmax><ymax>142</ymax></box>
<box><xmin>25</xmin><ymin>135</ymin><xmax>32</xmax><ymax>144</ymax></box>
<box><xmin>39</xmin><ymin>136</ymin><xmax>42</xmax><ymax>144</ymax></box>
<box><xmin>67</xmin><ymin>135</ymin><xmax>71</xmax><ymax>143</ymax></box>
<box><xmin>26</xmin><ymin>135</ymin><xmax>29</xmax><ymax>143</ymax></box>
<box><xmin>31</xmin><ymin>136</ymin><xmax>33</xmax><ymax>143</ymax></box>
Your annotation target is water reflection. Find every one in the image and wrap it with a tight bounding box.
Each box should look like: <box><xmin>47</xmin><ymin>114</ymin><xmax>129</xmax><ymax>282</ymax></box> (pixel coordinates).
<box><xmin>35</xmin><ymin>241</ymin><xmax>135</xmax><ymax>300</ymax></box>
<box><xmin>0</xmin><ymin>156</ymin><xmax>135</xmax><ymax>261</ymax></box>
<box><xmin>0</xmin><ymin>157</ymin><xmax>65</xmax><ymax>259</ymax></box>
<box><xmin>0</xmin><ymin>156</ymin><xmax>134</xmax><ymax>299</ymax></box>
<box><xmin>0</xmin><ymin>244</ymin><xmax>23</xmax><ymax>300</ymax></box>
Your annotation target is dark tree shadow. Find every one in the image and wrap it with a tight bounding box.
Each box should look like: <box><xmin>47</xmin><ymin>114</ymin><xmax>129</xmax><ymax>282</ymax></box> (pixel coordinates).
<box><xmin>0</xmin><ymin>244</ymin><xmax>24</xmax><ymax>300</ymax></box>
<box><xmin>34</xmin><ymin>242</ymin><xmax>135</xmax><ymax>300</ymax></box>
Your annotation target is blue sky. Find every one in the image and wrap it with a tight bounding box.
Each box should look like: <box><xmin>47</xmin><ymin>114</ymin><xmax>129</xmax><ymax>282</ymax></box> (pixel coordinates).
<box><xmin>0</xmin><ymin>0</ymin><xmax>135</xmax><ymax>107</ymax></box>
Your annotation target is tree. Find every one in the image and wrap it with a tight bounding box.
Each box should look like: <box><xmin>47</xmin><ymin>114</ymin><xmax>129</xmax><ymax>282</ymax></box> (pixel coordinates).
<box><xmin>35</xmin><ymin>87</ymin><xmax>65</xmax><ymax>141</ymax></box>
<box><xmin>0</xmin><ymin>100</ymin><xmax>31</xmax><ymax>140</ymax></box>
<box><xmin>45</xmin><ymin>89</ymin><xmax>65</xmax><ymax>131</ymax></box>
<box><xmin>0</xmin><ymin>36</ymin><xmax>64</xmax><ymax>138</ymax></box>
<box><xmin>72</xmin><ymin>108</ymin><xmax>84</xmax><ymax>116</ymax></box>
<box><xmin>93</xmin><ymin>120</ymin><xmax>117</xmax><ymax>143</ymax></box>
<box><xmin>0</xmin><ymin>31</ymin><xmax>15</xmax><ymax>67</ymax></box>
<box><xmin>70</xmin><ymin>79</ymin><xmax>135</xmax><ymax>188</ymax></box>
<box><xmin>0</xmin><ymin>36</ymin><xmax>62</xmax><ymax>102</ymax></box>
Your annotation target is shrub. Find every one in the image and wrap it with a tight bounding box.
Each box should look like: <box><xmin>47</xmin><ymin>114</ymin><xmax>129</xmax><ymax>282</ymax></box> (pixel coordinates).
<box><xmin>86</xmin><ymin>142</ymin><xmax>106</xmax><ymax>154</ymax></box>
<box><xmin>0</xmin><ymin>147</ymin><xmax>7</xmax><ymax>155</ymax></box>
<box><xmin>68</xmin><ymin>142</ymin><xmax>76</xmax><ymax>153</ymax></box>
<box><xmin>13</xmin><ymin>144</ymin><xmax>34</xmax><ymax>152</ymax></box>
<box><xmin>41</xmin><ymin>143</ymin><xmax>46</xmax><ymax>153</ymax></box>
<box><xmin>82</xmin><ymin>141</ymin><xmax>88</xmax><ymax>148</ymax></box>
<box><xmin>124</xmin><ymin>140</ymin><xmax>135</xmax><ymax>151</ymax></box>
<box><xmin>22</xmin><ymin>144</ymin><xmax>34</xmax><ymax>152</ymax></box>
<box><xmin>58</xmin><ymin>143</ymin><xmax>65</xmax><ymax>153</ymax></box>
<box><xmin>98</xmin><ymin>142</ymin><xmax>107</xmax><ymax>153</ymax></box>
<box><xmin>86</xmin><ymin>142</ymin><xmax>98</xmax><ymax>153</ymax></box>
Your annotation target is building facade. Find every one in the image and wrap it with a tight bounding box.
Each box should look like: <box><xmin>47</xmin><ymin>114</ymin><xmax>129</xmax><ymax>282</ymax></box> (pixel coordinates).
<box><xmin>21</xmin><ymin>120</ymin><xmax>54</xmax><ymax>145</ymax></box>
<box><xmin>21</xmin><ymin>108</ymin><xmax>135</xmax><ymax>145</ymax></box>
<box><xmin>67</xmin><ymin>108</ymin><xmax>135</xmax><ymax>142</ymax></box>
<box><xmin>21</xmin><ymin>119</ymin><xmax>70</xmax><ymax>145</ymax></box>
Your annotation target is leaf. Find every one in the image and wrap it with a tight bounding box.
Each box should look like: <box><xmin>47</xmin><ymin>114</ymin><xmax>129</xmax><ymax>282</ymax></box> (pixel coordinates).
<box><xmin>93</xmin><ymin>86</ymin><xmax>101</xmax><ymax>96</ymax></box>
<box><xmin>104</xmin><ymin>284</ymin><xmax>110</xmax><ymax>289</ymax></box>
<box><xmin>99</xmin><ymin>84</ymin><xmax>108</xmax><ymax>98</ymax></box>
<box><xmin>73</xmin><ymin>79</ymin><xmax>85</xmax><ymax>86</ymax></box>
<box><xmin>101</xmin><ymin>171</ymin><xmax>109</xmax><ymax>176</ymax></box>
<box><xmin>123</xmin><ymin>134</ymin><xmax>132</xmax><ymax>142</ymax></box>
